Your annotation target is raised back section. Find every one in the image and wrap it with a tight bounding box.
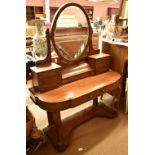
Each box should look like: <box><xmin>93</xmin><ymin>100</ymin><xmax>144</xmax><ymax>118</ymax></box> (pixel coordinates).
<box><xmin>30</xmin><ymin>3</ymin><xmax>111</xmax><ymax>92</ymax></box>
<box><xmin>49</xmin><ymin>2</ymin><xmax>100</xmax><ymax>84</ymax></box>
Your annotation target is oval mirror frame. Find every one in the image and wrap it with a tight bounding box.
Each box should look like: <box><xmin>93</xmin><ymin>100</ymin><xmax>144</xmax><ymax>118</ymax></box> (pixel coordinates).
<box><xmin>51</xmin><ymin>3</ymin><xmax>91</xmax><ymax>63</ymax></box>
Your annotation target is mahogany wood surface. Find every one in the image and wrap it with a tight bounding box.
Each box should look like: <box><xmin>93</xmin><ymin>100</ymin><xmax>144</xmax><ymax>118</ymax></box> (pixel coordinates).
<box><xmin>62</xmin><ymin>61</ymin><xmax>92</xmax><ymax>79</ymax></box>
<box><xmin>61</xmin><ymin>61</ymin><xmax>93</xmax><ymax>84</ymax></box>
<box><xmin>102</xmin><ymin>42</ymin><xmax>127</xmax><ymax>75</ymax></box>
<box><xmin>34</xmin><ymin>70</ymin><xmax>121</xmax><ymax>111</ymax></box>
<box><xmin>47</xmin><ymin>3</ymin><xmax>100</xmax><ymax>86</ymax></box>
<box><xmin>30</xmin><ymin>63</ymin><xmax>62</xmax><ymax>93</ymax></box>
<box><xmin>31</xmin><ymin>63</ymin><xmax>61</xmax><ymax>73</ymax></box>
<box><xmin>88</xmin><ymin>53</ymin><xmax>111</xmax><ymax>74</ymax></box>
<box><xmin>30</xmin><ymin>70</ymin><xmax>121</xmax><ymax>152</ymax></box>
<box><xmin>44</xmin><ymin>101</ymin><xmax>118</xmax><ymax>152</ymax></box>
<box><xmin>30</xmin><ymin>68</ymin><xmax>121</xmax><ymax>152</ymax></box>
<box><xmin>29</xmin><ymin>3</ymin><xmax>123</xmax><ymax>152</ymax></box>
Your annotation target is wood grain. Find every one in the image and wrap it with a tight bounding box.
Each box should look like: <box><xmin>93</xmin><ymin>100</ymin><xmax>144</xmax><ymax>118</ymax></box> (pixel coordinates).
<box><xmin>36</xmin><ymin>70</ymin><xmax>120</xmax><ymax>107</ymax></box>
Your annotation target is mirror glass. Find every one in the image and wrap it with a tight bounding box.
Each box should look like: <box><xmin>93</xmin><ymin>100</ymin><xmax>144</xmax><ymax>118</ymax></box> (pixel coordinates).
<box><xmin>54</xmin><ymin>6</ymin><xmax>89</xmax><ymax>60</ymax></box>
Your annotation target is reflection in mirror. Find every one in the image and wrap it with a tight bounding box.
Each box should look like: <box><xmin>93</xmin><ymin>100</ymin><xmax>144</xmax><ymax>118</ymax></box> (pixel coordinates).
<box><xmin>54</xmin><ymin>6</ymin><xmax>89</xmax><ymax>60</ymax></box>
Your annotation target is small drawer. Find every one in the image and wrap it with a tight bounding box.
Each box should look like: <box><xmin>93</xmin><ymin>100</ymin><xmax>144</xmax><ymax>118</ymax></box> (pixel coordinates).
<box><xmin>71</xmin><ymin>89</ymin><xmax>103</xmax><ymax>107</ymax></box>
<box><xmin>37</xmin><ymin>69</ymin><xmax>62</xmax><ymax>92</ymax></box>
<box><xmin>38</xmin><ymin>69</ymin><xmax>60</xmax><ymax>80</ymax></box>
<box><xmin>71</xmin><ymin>95</ymin><xmax>90</xmax><ymax>107</ymax></box>
<box><xmin>95</xmin><ymin>58</ymin><xmax>104</xmax><ymax>64</ymax></box>
<box><xmin>38</xmin><ymin>81</ymin><xmax>61</xmax><ymax>92</ymax></box>
<box><xmin>88</xmin><ymin>89</ymin><xmax>102</xmax><ymax>100</ymax></box>
<box><xmin>96</xmin><ymin>63</ymin><xmax>110</xmax><ymax>74</ymax></box>
<box><xmin>88</xmin><ymin>54</ymin><xmax>111</xmax><ymax>75</ymax></box>
<box><xmin>96</xmin><ymin>56</ymin><xmax>110</xmax><ymax>64</ymax></box>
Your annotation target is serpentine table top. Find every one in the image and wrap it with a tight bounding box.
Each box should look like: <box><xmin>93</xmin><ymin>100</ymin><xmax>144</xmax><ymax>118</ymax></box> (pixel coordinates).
<box><xmin>31</xmin><ymin>70</ymin><xmax>121</xmax><ymax>111</ymax></box>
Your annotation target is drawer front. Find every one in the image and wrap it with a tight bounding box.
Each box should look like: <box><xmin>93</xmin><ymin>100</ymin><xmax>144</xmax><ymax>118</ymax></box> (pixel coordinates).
<box><xmin>38</xmin><ymin>69</ymin><xmax>62</xmax><ymax>92</ymax></box>
<box><xmin>38</xmin><ymin>69</ymin><xmax>61</xmax><ymax>79</ymax></box>
<box><xmin>38</xmin><ymin>77</ymin><xmax>62</xmax><ymax>92</ymax></box>
<box><xmin>96</xmin><ymin>56</ymin><xmax>110</xmax><ymax>65</ymax></box>
<box><xmin>88</xmin><ymin>56</ymin><xmax>110</xmax><ymax>74</ymax></box>
<box><xmin>96</xmin><ymin>62</ymin><xmax>110</xmax><ymax>74</ymax></box>
<box><xmin>71</xmin><ymin>88</ymin><xmax>103</xmax><ymax>107</ymax></box>
<box><xmin>69</xmin><ymin>82</ymin><xmax>118</xmax><ymax>108</ymax></box>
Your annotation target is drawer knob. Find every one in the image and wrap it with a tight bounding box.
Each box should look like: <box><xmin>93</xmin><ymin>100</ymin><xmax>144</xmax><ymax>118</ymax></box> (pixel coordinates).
<box><xmin>102</xmin><ymin>89</ymin><xmax>105</xmax><ymax>93</ymax></box>
<box><xmin>89</xmin><ymin>95</ymin><xmax>93</xmax><ymax>98</ymax></box>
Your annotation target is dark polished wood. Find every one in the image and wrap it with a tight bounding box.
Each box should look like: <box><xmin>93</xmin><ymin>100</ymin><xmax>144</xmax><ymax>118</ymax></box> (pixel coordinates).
<box><xmin>61</xmin><ymin>61</ymin><xmax>93</xmax><ymax>84</ymax></box>
<box><xmin>31</xmin><ymin>70</ymin><xmax>121</xmax><ymax>111</ymax></box>
<box><xmin>49</xmin><ymin>2</ymin><xmax>99</xmax><ymax>85</ymax></box>
<box><xmin>44</xmin><ymin>102</ymin><xmax>118</xmax><ymax>152</ymax></box>
<box><xmin>30</xmin><ymin>3</ymin><xmax>122</xmax><ymax>152</ymax></box>
<box><xmin>31</xmin><ymin>63</ymin><xmax>62</xmax><ymax>93</ymax></box>
<box><xmin>88</xmin><ymin>53</ymin><xmax>111</xmax><ymax>74</ymax></box>
<box><xmin>30</xmin><ymin>71</ymin><xmax>121</xmax><ymax>152</ymax></box>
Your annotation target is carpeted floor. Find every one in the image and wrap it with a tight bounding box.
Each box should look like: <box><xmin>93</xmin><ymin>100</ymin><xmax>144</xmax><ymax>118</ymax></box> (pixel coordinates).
<box><xmin>27</xmin><ymin>90</ymin><xmax>128</xmax><ymax>155</ymax></box>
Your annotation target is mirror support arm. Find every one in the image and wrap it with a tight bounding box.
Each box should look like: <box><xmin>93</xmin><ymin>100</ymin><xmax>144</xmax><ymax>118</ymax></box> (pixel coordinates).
<box><xmin>88</xmin><ymin>27</ymin><xmax>100</xmax><ymax>56</ymax></box>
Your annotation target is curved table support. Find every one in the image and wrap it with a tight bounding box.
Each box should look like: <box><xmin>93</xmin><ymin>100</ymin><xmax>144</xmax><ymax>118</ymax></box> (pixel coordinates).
<box><xmin>30</xmin><ymin>71</ymin><xmax>121</xmax><ymax>152</ymax></box>
<box><xmin>44</xmin><ymin>91</ymin><xmax>120</xmax><ymax>152</ymax></box>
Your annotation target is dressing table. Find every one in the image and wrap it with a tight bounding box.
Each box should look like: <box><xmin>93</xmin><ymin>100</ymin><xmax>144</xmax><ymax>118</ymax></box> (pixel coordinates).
<box><xmin>29</xmin><ymin>3</ymin><xmax>122</xmax><ymax>152</ymax></box>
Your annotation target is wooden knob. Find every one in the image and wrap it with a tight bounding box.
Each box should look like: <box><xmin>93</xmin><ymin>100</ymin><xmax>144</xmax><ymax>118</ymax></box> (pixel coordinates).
<box><xmin>102</xmin><ymin>89</ymin><xmax>105</xmax><ymax>93</ymax></box>
<box><xmin>89</xmin><ymin>95</ymin><xmax>93</xmax><ymax>98</ymax></box>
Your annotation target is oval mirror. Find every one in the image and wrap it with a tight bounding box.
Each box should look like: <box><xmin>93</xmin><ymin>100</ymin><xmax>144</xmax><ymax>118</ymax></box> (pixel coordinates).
<box><xmin>51</xmin><ymin>3</ymin><xmax>90</xmax><ymax>63</ymax></box>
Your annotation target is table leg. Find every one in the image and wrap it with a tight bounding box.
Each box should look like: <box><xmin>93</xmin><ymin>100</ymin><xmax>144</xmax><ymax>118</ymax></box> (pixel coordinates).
<box><xmin>94</xmin><ymin>85</ymin><xmax>121</xmax><ymax>118</ymax></box>
<box><xmin>111</xmin><ymin>85</ymin><xmax>121</xmax><ymax>110</ymax></box>
<box><xmin>44</xmin><ymin>111</ymin><xmax>70</xmax><ymax>152</ymax></box>
<box><xmin>44</xmin><ymin>86</ymin><xmax>121</xmax><ymax>152</ymax></box>
<box><xmin>93</xmin><ymin>98</ymin><xmax>98</xmax><ymax>106</ymax></box>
